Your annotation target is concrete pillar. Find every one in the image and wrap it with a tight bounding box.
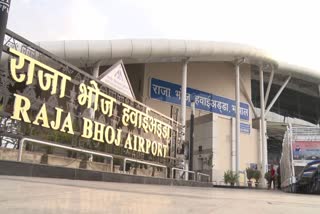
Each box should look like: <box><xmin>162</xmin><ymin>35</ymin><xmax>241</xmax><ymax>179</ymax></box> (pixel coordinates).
<box><xmin>93</xmin><ymin>61</ymin><xmax>102</xmax><ymax>78</ymax></box>
<box><xmin>181</xmin><ymin>58</ymin><xmax>189</xmax><ymax>180</ymax></box>
<box><xmin>231</xmin><ymin>118</ymin><xmax>236</xmax><ymax>172</ymax></box>
<box><xmin>259</xmin><ymin>66</ymin><xmax>268</xmax><ymax>188</ymax></box>
<box><xmin>235</xmin><ymin>63</ymin><xmax>241</xmax><ymax>185</ymax></box>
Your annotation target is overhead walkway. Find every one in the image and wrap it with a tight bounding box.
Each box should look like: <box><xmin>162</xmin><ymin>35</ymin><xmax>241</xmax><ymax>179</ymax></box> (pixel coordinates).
<box><xmin>254</xmin><ymin>107</ymin><xmax>316</xmax><ymax>141</ymax></box>
<box><xmin>253</xmin><ymin>108</ymin><xmax>317</xmax><ymax>163</ymax></box>
<box><xmin>255</xmin><ymin>107</ymin><xmax>316</xmax><ymax>127</ymax></box>
<box><xmin>254</xmin><ymin>107</ymin><xmax>316</xmax><ymax>140</ymax></box>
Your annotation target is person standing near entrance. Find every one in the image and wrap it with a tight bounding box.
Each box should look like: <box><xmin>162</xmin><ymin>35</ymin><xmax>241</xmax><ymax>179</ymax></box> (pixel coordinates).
<box><xmin>276</xmin><ymin>166</ymin><xmax>281</xmax><ymax>189</ymax></box>
<box><xmin>270</xmin><ymin>165</ymin><xmax>276</xmax><ymax>189</ymax></box>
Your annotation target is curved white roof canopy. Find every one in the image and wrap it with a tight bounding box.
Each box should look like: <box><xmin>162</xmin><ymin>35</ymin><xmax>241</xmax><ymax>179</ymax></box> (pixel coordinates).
<box><xmin>36</xmin><ymin>39</ymin><xmax>320</xmax><ymax>83</ymax></box>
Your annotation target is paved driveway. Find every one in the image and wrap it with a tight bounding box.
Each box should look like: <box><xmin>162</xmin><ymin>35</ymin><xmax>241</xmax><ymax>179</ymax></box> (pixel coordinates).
<box><xmin>0</xmin><ymin>176</ymin><xmax>319</xmax><ymax>214</ymax></box>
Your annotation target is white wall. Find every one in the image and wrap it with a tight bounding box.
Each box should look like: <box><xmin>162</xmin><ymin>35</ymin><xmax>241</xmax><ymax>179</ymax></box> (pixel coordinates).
<box><xmin>142</xmin><ymin>62</ymin><xmax>260</xmax><ymax>184</ymax></box>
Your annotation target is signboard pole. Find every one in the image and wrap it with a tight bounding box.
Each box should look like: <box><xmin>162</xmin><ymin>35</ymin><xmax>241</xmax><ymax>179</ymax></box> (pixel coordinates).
<box><xmin>189</xmin><ymin>101</ymin><xmax>195</xmax><ymax>172</ymax></box>
<box><xmin>0</xmin><ymin>0</ymin><xmax>10</xmax><ymax>60</ymax></box>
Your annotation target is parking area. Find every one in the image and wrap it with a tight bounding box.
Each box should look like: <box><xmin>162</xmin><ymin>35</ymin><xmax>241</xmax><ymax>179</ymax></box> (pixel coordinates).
<box><xmin>0</xmin><ymin>176</ymin><xmax>319</xmax><ymax>214</ymax></box>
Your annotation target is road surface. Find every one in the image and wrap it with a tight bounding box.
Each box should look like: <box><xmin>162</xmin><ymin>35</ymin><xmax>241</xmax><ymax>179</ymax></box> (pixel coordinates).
<box><xmin>0</xmin><ymin>176</ymin><xmax>319</xmax><ymax>214</ymax></box>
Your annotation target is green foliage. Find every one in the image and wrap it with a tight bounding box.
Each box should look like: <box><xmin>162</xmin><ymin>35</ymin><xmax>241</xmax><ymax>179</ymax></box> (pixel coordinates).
<box><xmin>224</xmin><ymin>170</ymin><xmax>239</xmax><ymax>185</ymax></box>
<box><xmin>264</xmin><ymin>171</ymin><xmax>271</xmax><ymax>182</ymax></box>
<box><xmin>56</xmin><ymin>131</ymin><xmax>72</xmax><ymax>144</ymax></box>
<box><xmin>45</xmin><ymin>146</ymin><xmax>53</xmax><ymax>154</ymax></box>
<box><xmin>246</xmin><ymin>167</ymin><xmax>255</xmax><ymax>181</ymax></box>
<box><xmin>253</xmin><ymin>170</ymin><xmax>261</xmax><ymax>181</ymax></box>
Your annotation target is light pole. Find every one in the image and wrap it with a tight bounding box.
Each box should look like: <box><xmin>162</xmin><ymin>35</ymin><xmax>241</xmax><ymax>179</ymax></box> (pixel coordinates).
<box><xmin>0</xmin><ymin>0</ymin><xmax>11</xmax><ymax>61</ymax></box>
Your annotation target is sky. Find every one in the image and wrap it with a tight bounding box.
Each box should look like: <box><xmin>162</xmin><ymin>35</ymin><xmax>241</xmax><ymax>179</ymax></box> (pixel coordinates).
<box><xmin>7</xmin><ymin>0</ymin><xmax>320</xmax><ymax>70</ymax></box>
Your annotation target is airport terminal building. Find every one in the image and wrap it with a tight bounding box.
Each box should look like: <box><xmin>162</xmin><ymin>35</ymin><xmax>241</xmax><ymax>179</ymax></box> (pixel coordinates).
<box><xmin>40</xmin><ymin>39</ymin><xmax>320</xmax><ymax>183</ymax></box>
<box><xmin>2</xmin><ymin>33</ymin><xmax>320</xmax><ymax>185</ymax></box>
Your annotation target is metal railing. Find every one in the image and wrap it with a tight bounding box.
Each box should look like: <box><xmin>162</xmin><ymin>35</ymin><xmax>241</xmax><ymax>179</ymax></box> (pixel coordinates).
<box><xmin>197</xmin><ymin>172</ymin><xmax>210</xmax><ymax>182</ymax></box>
<box><xmin>17</xmin><ymin>137</ymin><xmax>114</xmax><ymax>172</ymax></box>
<box><xmin>171</xmin><ymin>167</ymin><xmax>196</xmax><ymax>180</ymax></box>
<box><xmin>123</xmin><ymin>158</ymin><xmax>168</xmax><ymax>178</ymax></box>
<box><xmin>14</xmin><ymin>137</ymin><xmax>210</xmax><ymax>182</ymax></box>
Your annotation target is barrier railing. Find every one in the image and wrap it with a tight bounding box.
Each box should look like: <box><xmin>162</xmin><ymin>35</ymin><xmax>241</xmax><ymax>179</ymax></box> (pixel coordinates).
<box><xmin>17</xmin><ymin>137</ymin><xmax>114</xmax><ymax>172</ymax></box>
<box><xmin>123</xmin><ymin>158</ymin><xmax>168</xmax><ymax>178</ymax></box>
<box><xmin>197</xmin><ymin>172</ymin><xmax>210</xmax><ymax>182</ymax></box>
<box><xmin>14</xmin><ymin>137</ymin><xmax>209</xmax><ymax>182</ymax></box>
<box><xmin>171</xmin><ymin>167</ymin><xmax>196</xmax><ymax>180</ymax></box>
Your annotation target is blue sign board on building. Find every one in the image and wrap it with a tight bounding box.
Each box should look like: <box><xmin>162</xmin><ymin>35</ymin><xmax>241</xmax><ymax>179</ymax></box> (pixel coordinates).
<box><xmin>150</xmin><ymin>78</ymin><xmax>250</xmax><ymax>121</ymax></box>
<box><xmin>240</xmin><ymin>123</ymin><xmax>251</xmax><ymax>134</ymax></box>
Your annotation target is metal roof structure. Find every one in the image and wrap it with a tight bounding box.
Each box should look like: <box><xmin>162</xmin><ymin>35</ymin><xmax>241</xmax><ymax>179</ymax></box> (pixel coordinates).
<box><xmin>36</xmin><ymin>39</ymin><xmax>320</xmax><ymax>83</ymax></box>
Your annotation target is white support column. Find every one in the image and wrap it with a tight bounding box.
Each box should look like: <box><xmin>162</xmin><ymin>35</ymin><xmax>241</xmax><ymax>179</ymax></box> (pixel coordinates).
<box><xmin>181</xmin><ymin>58</ymin><xmax>189</xmax><ymax>180</ymax></box>
<box><xmin>93</xmin><ymin>60</ymin><xmax>102</xmax><ymax>78</ymax></box>
<box><xmin>235</xmin><ymin>62</ymin><xmax>241</xmax><ymax>185</ymax></box>
<box><xmin>265</xmin><ymin>76</ymin><xmax>291</xmax><ymax>116</ymax></box>
<box><xmin>264</xmin><ymin>67</ymin><xmax>274</xmax><ymax>105</ymax></box>
<box><xmin>259</xmin><ymin>119</ymin><xmax>263</xmax><ymax>166</ymax></box>
<box><xmin>240</xmin><ymin>77</ymin><xmax>258</xmax><ymax>118</ymax></box>
<box><xmin>259</xmin><ymin>65</ymin><xmax>268</xmax><ymax>188</ymax></box>
<box><xmin>90</xmin><ymin>61</ymin><xmax>102</xmax><ymax>120</ymax></box>
<box><xmin>231</xmin><ymin>118</ymin><xmax>236</xmax><ymax>172</ymax></box>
